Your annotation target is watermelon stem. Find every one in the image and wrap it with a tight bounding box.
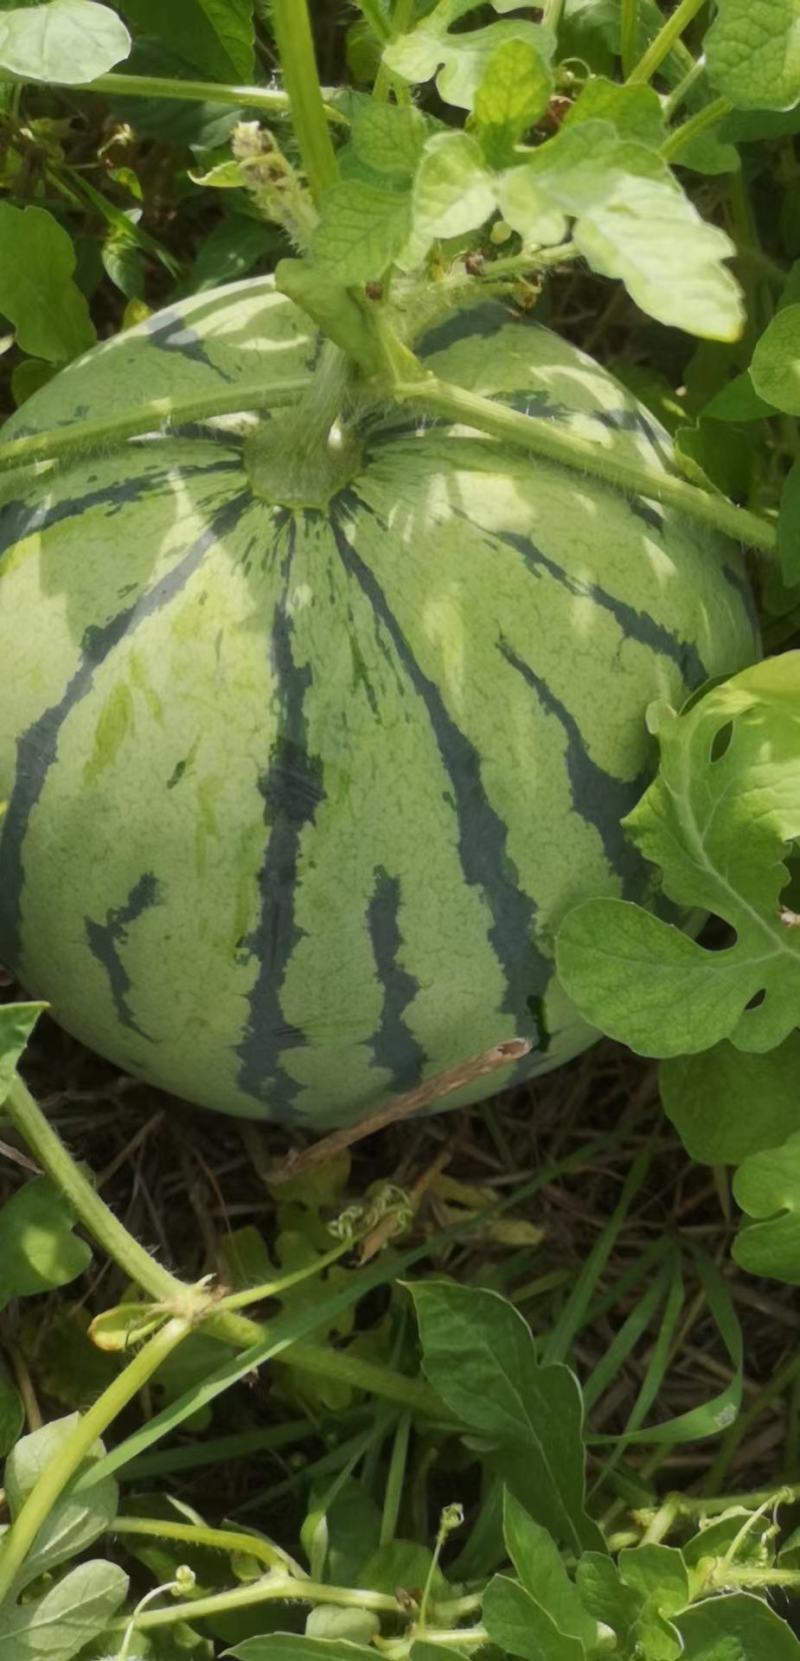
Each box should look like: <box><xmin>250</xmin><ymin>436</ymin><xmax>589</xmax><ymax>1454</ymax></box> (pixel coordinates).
<box><xmin>391</xmin><ymin>372</ymin><xmax>778</xmax><ymax>556</ymax></box>
<box><xmin>269</xmin><ymin>0</ymin><xmax>338</xmax><ymax>205</ymax></box>
<box><xmin>0</xmin><ymin>377</ymin><xmax>313</xmax><ymax>481</ymax></box>
<box><xmin>0</xmin><ymin>1311</ymin><xmax>194</xmax><ymax>1605</ymax></box>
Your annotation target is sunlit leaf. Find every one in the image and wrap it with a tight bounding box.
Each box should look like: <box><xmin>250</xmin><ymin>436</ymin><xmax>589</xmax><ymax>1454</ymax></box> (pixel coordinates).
<box><xmin>0</xmin><ymin>0</ymin><xmax>130</xmax><ymax>83</ymax></box>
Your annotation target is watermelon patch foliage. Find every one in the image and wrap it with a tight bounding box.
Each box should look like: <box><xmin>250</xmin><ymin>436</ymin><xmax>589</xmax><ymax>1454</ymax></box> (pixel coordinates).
<box><xmin>0</xmin><ymin>0</ymin><xmax>800</xmax><ymax>1656</ymax></box>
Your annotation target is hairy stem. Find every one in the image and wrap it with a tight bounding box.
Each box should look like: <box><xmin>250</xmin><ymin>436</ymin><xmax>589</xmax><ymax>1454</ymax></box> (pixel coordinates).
<box><xmin>392</xmin><ymin>373</ymin><xmax>777</xmax><ymax>554</ymax></box>
<box><xmin>627</xmin><ymin>0</ymin><xmax>706</xmax><ymax>84</ymax></box>
<box><xmin>117</xmin><ymin>1574</ymin><xmax>410</xmax><ymax>1632</ymax></box>
<box><xmin>3</xmin><ymin>1075</ymin><xmax>441</xmax><ymax>1417</ymax></box>
<box><xmin>270</xmin><ymin>0</ymin><xmax>338</xmax><ymax>202</ymax></box>
<box><xmin>113</xmin><ymin>1515</ymin><xmax>305</xmax><ymax>1578</ymax></box>
<box><xmin>0</xmin><ymin>378</ymin><xmax>312</xmax><ymax>476</ymax></box>
<box><xmin>662</xmin><ymin>95</ymin><xmax>732</xmax><ymax>162</ymax></box>
<box><xmin>0</xmin><ymin>1316</ymin><xmax>192</xmax><ymax>1604</ymax></box>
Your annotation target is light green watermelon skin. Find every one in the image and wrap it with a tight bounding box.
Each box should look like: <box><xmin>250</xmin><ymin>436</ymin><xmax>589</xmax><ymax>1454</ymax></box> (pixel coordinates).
<box><xmin>0</xmin><ymin>280</ymin><xmax>758</xmax><ymax>1125</ymax></box>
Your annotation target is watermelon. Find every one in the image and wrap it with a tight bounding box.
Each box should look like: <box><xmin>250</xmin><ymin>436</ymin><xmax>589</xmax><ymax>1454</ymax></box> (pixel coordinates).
<box><xmin>0</xmin><ymin>280</ymin><xmax>758</xmax><ymax>1126</ymax></box>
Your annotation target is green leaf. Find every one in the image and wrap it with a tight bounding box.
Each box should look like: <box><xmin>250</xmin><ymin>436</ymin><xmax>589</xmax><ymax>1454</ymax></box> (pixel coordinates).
<box><xmin>556</xmin><ymin>656</ymin><xmax>800</xmax><ymax>1058</ymax></box>
<box><xmin>384</xmin><ymin>18</ymin><xmax>553</xmax><ymax>113</ymax></box>
<box><xmin>523</xmin><ymin>121</ymin><xmax>742</xmax><ymax>339</ymax></box>
<box><xmin>619</xmin><ymin>1545</ymin><xmax>689</xmax><ymax>1661</ymax></box>
<box><xmin>575</xmin><ymin>1554</ymin><xmax>640</xmax><ymax>1648</ymax></box>
<box><xmin>407</xmin><ymin>131</ymin><xmax>495</xmax><ymax>260</ymax></box>
<box><xmin>706</xmin><ymin>0</ymin><xmax>800</xmax><ymax>112</ymax></box>
<box><xmin>483</xmin><ymin>1574</ymin><xmax>586</xmax><ymax>1661</ymax></box>
<box><xmin>495</xmin><ymin>165</ymin><xmax>567</xmax><ymax>244</ymax></box>
<box><xmin>228</xmin><ymin>1641</ymin><xmax>377</xmax><ymax>1661</ymax></box>
<box><xmin>703</xmin><ymin>371</ymin><xmax>776</xmax><ymax>420</ymax></box>
<box><xmin>0</xmin><ymin>1362</ymin><xmax>23</xmax><ymax>1460</ymax></box>
<box><xmin>116</xmin><ymin>0</ymin><xmax>253</xmax><ymax>82</ymax></box>
<box><xmin>312</xmin><ymin>178</ymin><xmax>412</xmax><ymax>285</ymax></box>
<box><xmin>3</xmin><ymin>1414</ymin><xmax>118</xmax><ymax>1588</ymax></box>
<box><xmin>677</xmin><ymin>1590</ymin><xmax>800</xmax><ymax>1658</ymax></box>
<box><xmin>0</xmin><ymin>1003</ymin><xmax>41</xmax><ymax>1108</ymax></box>
<box><xmin>350</xmin><ymin>100</ymin><xmax>428</xmax><ymax>177</ymax></box>
<box><xmin>661</xmin><ymin>1035</ymin><xmax>800</xmax><ymax>1165</ymax></box>
<box><xmin>473</xmin><ymin>38</ymin><xmax>553</xmax><ymax>167</ymax></box>
<box><xmin>563</xmin><ymin>77</ymin><xmax>665</xmax><ymax>145</ymax></box>
<box><xmin>275</xmin><ymin>259</ymin><xmax>379</xmax><ymax>375</ymax></box>
<box><xmin>0</xmin><ymin>203</ymin><xmax>95</xmax><ymax>362</ymax></box>
<box><xmin>0</xmin><ymin>0</ymin><xmax>128</xmax><ymax>80</ymax></box>
<box><xmin>407</xmin><ymin>1281</ymin><xmax>603</xmax><ymax>1554</ymax></box>
<box><xmin>0</xmin><ymin>1179</ymin><xmax>92</xmax><ymax>1315</ymax></box>
<box><xmin>733</xmin><ymin>1130</ymin><xmax>800</xmax><ymax>1282</ymax></box>
<box><xmin>0</xmin><ymin>1560</ymin><xmax>128</xmax><ymax>1661</ymax></box>
<box><xmin>503</xmin><ymin>1493</ymin><xmax>596</xmax><ymax>1646</ymax></box>
<box><xmin>190</xmin><ymin>216</ymin><xmax>276</xmax><ymax>293</ymax></box>
<box><xmin>305</xmin><ymin>1609</ymin><xmax>380</xmax><ymax>1645</ymax></box>
<box><xmin>779</xmin><ymin>455</ymin><xmax>800</xmax><ymax>584</ymax></box>
<box><xmin>751</xmin><ymin>303</ymin><xmax>800</xmax><ymax>412</ymax></box>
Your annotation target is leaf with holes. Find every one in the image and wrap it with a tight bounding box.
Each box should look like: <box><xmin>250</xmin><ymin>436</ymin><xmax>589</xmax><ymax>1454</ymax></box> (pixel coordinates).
<box><xmin>556</xmin><ymin>655</ymin><xmax>800</xmax><ymax>1058</ymax></box>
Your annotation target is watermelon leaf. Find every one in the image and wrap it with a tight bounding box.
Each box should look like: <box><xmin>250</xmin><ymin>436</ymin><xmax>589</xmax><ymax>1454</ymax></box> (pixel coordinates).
<box><xmin>0</xmin><ymin>1559</ymin><xmax>128</xmax><ymax>1659</ymax></box>
<box><xmin>115</xmin><ymin>0</ymin><xmax>254</xmax><ymax>83</ymax></box>
<box><xmin>407</xmin><ymin>1281</ymin><xmax>604</xmax><ymax>1554</ymax></box>
<box><xmin>472</xmin><ymin>38</ymin><xmax>553</xmax><ymax>167</ymax></box>
<box><xmin>661</xmin><ymin>1035</ymin><xmax>800</xmax><ymax>1165</ymax></box>
<box><xmin>0</xmin><ymin>1179</ymin><xmax>93</xmax><ymax>1314</ymax></box>
<box><xmin>0</xmin><ymin>1002</ymin><xmax>42</xmax><ymax>1109</ymax></box>
<box><xmin>706</xmin><ymin>0</ymin><xmax>800</xmax><ymax>112</ymax></box>
<box><xmin>482</xmin><ymin>1573</ymin><xmax>586</xmax><ymax>1660</ymax></box>
<box><xmin>677</xmin><ymin>1591</ymin><xmax>800</xmax><ymax>1658</ymax></box>
<box><xmin>0</xmin><ymin>204</ymin><xmax>95</xmax><ymax>363</ymax></box>
<box><xmin>0</xmin><ymin>0</ymin><xmax>130</xmax><ymax>83</ymax></box>
<box><xmin>3</xmin><ymin>1415</ymin><xmax>118</xmax><ymax>1589</ymax></box>
<box><xmin>518</xmin><ymin>121</ymin><xmax>743</xmax><ymax>340</ymax></box>
<box><xmin>383</xmin><ymin>15</ymin><xmax>554</xmax><ymax>112</ymax></box>
<box><xmin>733</xmin><ymin>1132</ymin><xmax>800</xmax><ymax>1283</ymax></box>
<box><xmin>556</xmin><ymin>655</ymin><xmax>800</xmax><ymax>1059</ymax></box>
<box><xmin>750</xmin><ymin>303</ymin><xmax>800</xmax><ymax>413</ymax></box>
<box><xmin>778</xmin><ymin>455</ymin><xmax>800</xmax><ymax>584</ymax></box>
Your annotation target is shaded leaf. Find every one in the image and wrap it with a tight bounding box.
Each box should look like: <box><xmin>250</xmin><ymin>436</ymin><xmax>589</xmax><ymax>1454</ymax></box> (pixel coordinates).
<box><xmin>408</xmin><ymin>1281</ymin><xmax>603</xmax><ymax>1553</ymax></box>
<box><xmin>0</xmin><ymin>203</ymin><xmax>95</xmax><ymax>361</ymax></box>
<box><xmin>116</xmin><ymin>0</ymin><xmax>253</xmax><ymax>82</ymax></box>
<box><xmin>3</xmin><ymin>1414</ymin><xmax>118</xmax><ymax>1588</ymax></box>
<box><xmin>0</xmin><ymin>1004</ymin><xmax>41</xmax><ymax>1108</ymax></box>
<box><xmin>228</xmin><ymin>1641</ymin><xmax>377</xmax><ymax>1661</ymax></box>
<box><xmin>661</xmin><ymin>1035</ymin><xmax>800</xmax><ymax>1165</ymax></box>
<box><xmin>0</xmin><ymin>1179</ymin><xmax>92</xmax><ymax>1313</ymax></box>
<box><xmin>0</xmin><ymin>1362</ymin><xmax>23</xmax><ymax>1460</ymax></box>
<box><xmin>733</xmin><ymin>1130</ymin><xmax>800</xmax><ymax>1282</ymax></box>
<box><xmin>0</xmin><ymin>1560</ymin><xmax>128</xmax><ymax>1660</ymax></box>
<box><xmin>575</xmin><ymin>1553</ymin><xmax>640</xmax><ymax>1647</ymax></box>
<box><xmin>483</xmin><ymin>1574</ymin><xmax>585</xmax><ymax>1661</ymax></box>
<box><xmin>779</xmin><ymin>455</ymin><xmax>800</xmax><ymax>584</ymax></box>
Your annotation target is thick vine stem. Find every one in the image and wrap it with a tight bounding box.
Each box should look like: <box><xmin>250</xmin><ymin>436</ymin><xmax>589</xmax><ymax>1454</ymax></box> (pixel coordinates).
<box><xmin>0</xmin><ymin>380</ymin><xmax>312</xmax><ymax>477</ymax></box>
<box><xmin>3</xmin><ymin>1075</ymin><xmax>442</xmax><ymax>1418</ymax></box>
<box><xmin>391</xmin><ymin>373</ymin><xmax>777</xmax><ymax>556</ymax></box>
<box><xmin>112</xmin><ymin>1515</ymin><xmax>306</xmax><ymax>1579</ymax></box>
<box><xmin>662</xmin><ymin>96</ymin><xmax>732</xmax><ymax>163</ymax></box>
<box><xmin>269</xmin><ymin>0</ymin><xmax>338</xmax><ymax>204</ymax></box>
<box><xmin>627</xmin><ymin>0</ymin><xmax>706</xmax><ymax>84</ymax></box>
<box><xmin>0</xmin><ymin>70</ymin><xmax>347</xmax><ymax>125</ymax></box>
<box><xmin>0</xmin><ymin>1315</ymin><xmax>193</xmax><ymax>1604</ymax></box>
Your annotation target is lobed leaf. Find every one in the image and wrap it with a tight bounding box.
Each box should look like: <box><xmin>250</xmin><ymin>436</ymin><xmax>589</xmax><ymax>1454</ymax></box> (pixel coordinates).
<box><xmin>733</xmin><ymin>1130</ymin><xmax>800</xmax><ymax>1282</ymax></box>
<box><xmin>0</xmin><ymin>203</ymin><xmax>95</xmax><ymax>362</ymax></box>
<box><xmin>384</xmin><ymin>17</ymin><xmax>553</xmax><ymax>112</ymax></box>
<box><xmin>661</xmin><ymin>1035</ymin><xmax>800</xmax><ymax>1165</ymax></box>
<box><xmin>0</xmin><ymin>1179</ymin><xmax>92</xmax><ymax>1314</ymax></box>
<box><xmin>472</xmin><ymin>37</ymin><xmax>553</xmax><ymax>167</ymax></box>
<box><xmin>556</xmin><ymin>656</ymin><xmax>800</xmax><ymax>1059</ymax></box>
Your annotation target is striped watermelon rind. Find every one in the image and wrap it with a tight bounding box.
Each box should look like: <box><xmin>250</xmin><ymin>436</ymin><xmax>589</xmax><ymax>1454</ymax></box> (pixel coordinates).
<box><xmin>0</xmin><ymin>282</ymin><xmax>758</xmax><ymax>1124</ymax></box>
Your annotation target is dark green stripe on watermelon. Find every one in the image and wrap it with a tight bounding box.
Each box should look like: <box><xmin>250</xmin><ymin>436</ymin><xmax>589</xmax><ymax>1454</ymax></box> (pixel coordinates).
<box><xmin>236</xmin><ymin>515</ymin><xmax>326</xmax><ymax>1121</ymax></box>
<box><xmin>499</xmin><ymin>638</ymin><xmax>650</xmax><ymax>896</ymax></box>
<box><xmin>366</xmin><ymin>866</ymin><xmax>426</xmax><ymax>1094</ymax></box>
<box><xmin>331</xmin><ymin>505</ymin><xmax>549</xmax><ymax>1055</ymax></box>
<box><xmin>85</xmin><ymin>871</ymin><xmax>163</xmax><ymax>1039</ymax></box>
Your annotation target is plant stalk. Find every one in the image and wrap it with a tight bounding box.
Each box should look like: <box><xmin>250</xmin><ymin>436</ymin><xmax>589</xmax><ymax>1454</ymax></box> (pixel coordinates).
<box><xmin>112</xmin><ymin>1515</ymin><xmax>305</xmax><ymax>1578</ymax></box>
<box><xmin>662</xmin><ymin>96</ymin><xmax>732</xmax><ymax>163</ymax></box>
<box><xmin>627</xmin><ymin>0</ymin><xmax>707</xmax><ymax>84</ymax></box>
<box><xmin>2</xmin><ymin>1075</ymin><xmax>441</xmax><ymax>1417</ymax></box>
<box><xmin>392</xmin><ymin>374</ymin><xmax>777</xmax><ymax>555</ymax></box>
<box><xmin>0</xmin><ymin>1316</ymin><xmax>192</xmax><ymax>1604</ymax></box>
<box><xmin>0</xmin><ymin>378</ymin><xmax>312</xmax><ymax>476</ymax></box>
<box><xmin>269</xmin><ymin>0</ymin><xmax>338</xmax><ymax>203</ymax></box>
<box><xmin>620</xmin><ymin>0</ymin><xmax>639</xmax><ymax>78</ymax></box>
